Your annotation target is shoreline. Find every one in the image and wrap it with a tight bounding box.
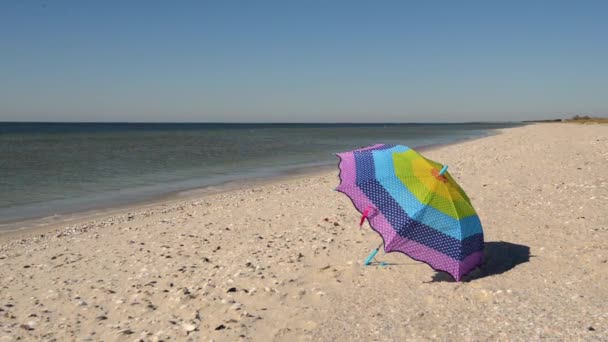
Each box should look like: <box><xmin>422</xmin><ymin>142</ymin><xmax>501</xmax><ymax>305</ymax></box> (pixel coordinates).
<box><xmin>2</xmin><ymin>122</ymin><xmax>519</xmax><ymax>229</ymax></box>
<box><xmin>0</xmin><ymin>164</ymin><xmax>334</xmax><ymax>242</ymax></box>
<box><xmin>0</xmin><ymin>128</ymin><xmax>503</xmax><ymax>240</ymax></box>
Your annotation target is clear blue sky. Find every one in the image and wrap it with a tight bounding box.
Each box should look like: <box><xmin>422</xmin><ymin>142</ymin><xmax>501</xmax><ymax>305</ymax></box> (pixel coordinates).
<box><xmin>1</xmin><ymin>1</ymin><xmax>606</xmax><ymax>122</ymax></box>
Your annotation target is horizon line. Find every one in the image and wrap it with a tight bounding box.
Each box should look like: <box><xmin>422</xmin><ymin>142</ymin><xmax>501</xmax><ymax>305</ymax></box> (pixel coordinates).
<box><xmin>0</xmin><ymin>120</ymin><xmax>527</xmax><ymax>125</ymax></box>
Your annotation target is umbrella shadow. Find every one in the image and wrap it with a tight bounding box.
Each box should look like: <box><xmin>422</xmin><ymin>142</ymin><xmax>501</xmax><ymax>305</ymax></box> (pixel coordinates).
<box><xmin>430</xmin><ymin>241</ymin><xmax>531</xmax><ymax>282</ymax></box>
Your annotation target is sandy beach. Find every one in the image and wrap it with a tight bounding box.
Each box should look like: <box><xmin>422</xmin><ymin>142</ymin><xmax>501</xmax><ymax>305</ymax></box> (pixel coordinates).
<box><xmin>0</xmin><ymin>123</ymin><xmax>606</xmax><ymax>341</ymax></box>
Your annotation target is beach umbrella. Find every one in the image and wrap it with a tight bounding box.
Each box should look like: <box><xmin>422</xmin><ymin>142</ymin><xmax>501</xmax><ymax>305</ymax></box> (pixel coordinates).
<box><xmin>335</xmin><ymin>144</ymin><xmax>484</xmax><ymax>281</ymax></box>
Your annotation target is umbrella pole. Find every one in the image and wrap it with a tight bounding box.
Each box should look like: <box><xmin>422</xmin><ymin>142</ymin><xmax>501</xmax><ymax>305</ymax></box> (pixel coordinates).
<box><xmin>364</xmin><ymin>243</ymin><xmax>383</xmax><ymax>266</ymax></box>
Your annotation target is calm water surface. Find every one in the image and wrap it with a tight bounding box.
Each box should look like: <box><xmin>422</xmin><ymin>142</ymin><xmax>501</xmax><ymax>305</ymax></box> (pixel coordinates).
<box><xmin>0</xmin><ymin>122</ymin><xmax>522</xmax><ymax>224</ymax></box>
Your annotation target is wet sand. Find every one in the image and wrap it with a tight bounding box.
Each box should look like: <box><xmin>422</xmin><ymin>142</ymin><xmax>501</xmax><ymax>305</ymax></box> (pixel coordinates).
<box><xmin>0</xmin><ymin>123</ymin><xmax>606</xmax><ymax>341</ymax></box>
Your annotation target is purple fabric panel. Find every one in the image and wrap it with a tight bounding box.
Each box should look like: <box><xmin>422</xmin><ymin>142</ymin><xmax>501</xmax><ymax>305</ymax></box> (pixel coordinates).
<box><xmin>383</xmin><ymin>231</ymin><xmax>459</xmax><ymax>277</ymax></box>
<box><xmin>456</xmin><ymin>251</ymin><xmax>484</xmax><ymax>281</ymax></box>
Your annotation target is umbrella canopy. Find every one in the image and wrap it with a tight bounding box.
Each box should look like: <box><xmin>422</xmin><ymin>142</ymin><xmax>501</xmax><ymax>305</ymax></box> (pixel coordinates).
<box><xmin>336</xmin><ymin>144</ymin><xmax>484</xmax><ymax>281</ymax></box>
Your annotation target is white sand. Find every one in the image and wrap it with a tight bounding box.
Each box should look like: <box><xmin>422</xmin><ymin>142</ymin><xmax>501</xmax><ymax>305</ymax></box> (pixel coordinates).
<box><xmin>0</xmin><ymin>123</ymin><xmax>606</xmax><ymax>341</ymax></box>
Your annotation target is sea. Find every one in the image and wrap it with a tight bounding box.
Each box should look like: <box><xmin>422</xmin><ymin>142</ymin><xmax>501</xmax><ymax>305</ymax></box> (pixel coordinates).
<box><xmin>0</xmin><ymin>122</ymin><xmax>522</xmax><ymax>226</ymax></box>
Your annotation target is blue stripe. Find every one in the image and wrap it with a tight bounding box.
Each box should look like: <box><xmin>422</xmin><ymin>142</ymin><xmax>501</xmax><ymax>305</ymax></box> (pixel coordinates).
<box><xmin>355</xmin><ymin>144</ymin><xmax>395</xmax><ymax>184</ymax></box>
<box><xmin>353</xmin><ymin>149</ymin><xmax>483</xmax><ymax>261</ymax></box>
<box><xmin>371</xmin><ymin>146</ymin><xmax>482</xmax><ymax>240</ymax></box>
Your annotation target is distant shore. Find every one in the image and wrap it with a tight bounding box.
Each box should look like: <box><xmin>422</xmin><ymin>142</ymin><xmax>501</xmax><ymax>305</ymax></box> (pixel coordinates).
<box><xmin>1</xmin><ymin>123</ymin><xmax>606</xmax><ymax>340</ymax></box>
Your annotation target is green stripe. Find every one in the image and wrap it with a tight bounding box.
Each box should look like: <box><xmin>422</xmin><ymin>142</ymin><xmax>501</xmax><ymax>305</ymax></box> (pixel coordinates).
<box><xmin>419</xmin><ymin>154</ymin><xmax>474</xmax><ymax>205</ymax></box>
<box><xmin>393</xmin><ymin>150</ymin><xmax>477</xmax><ymax>219</ymax></box>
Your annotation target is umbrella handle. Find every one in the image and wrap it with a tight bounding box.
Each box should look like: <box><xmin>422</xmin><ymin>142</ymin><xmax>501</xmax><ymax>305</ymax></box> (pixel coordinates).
<box><xmin>364</xmin><ymin>248</ymin><xmax>379</xmax><ymax>265</ymax></box>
